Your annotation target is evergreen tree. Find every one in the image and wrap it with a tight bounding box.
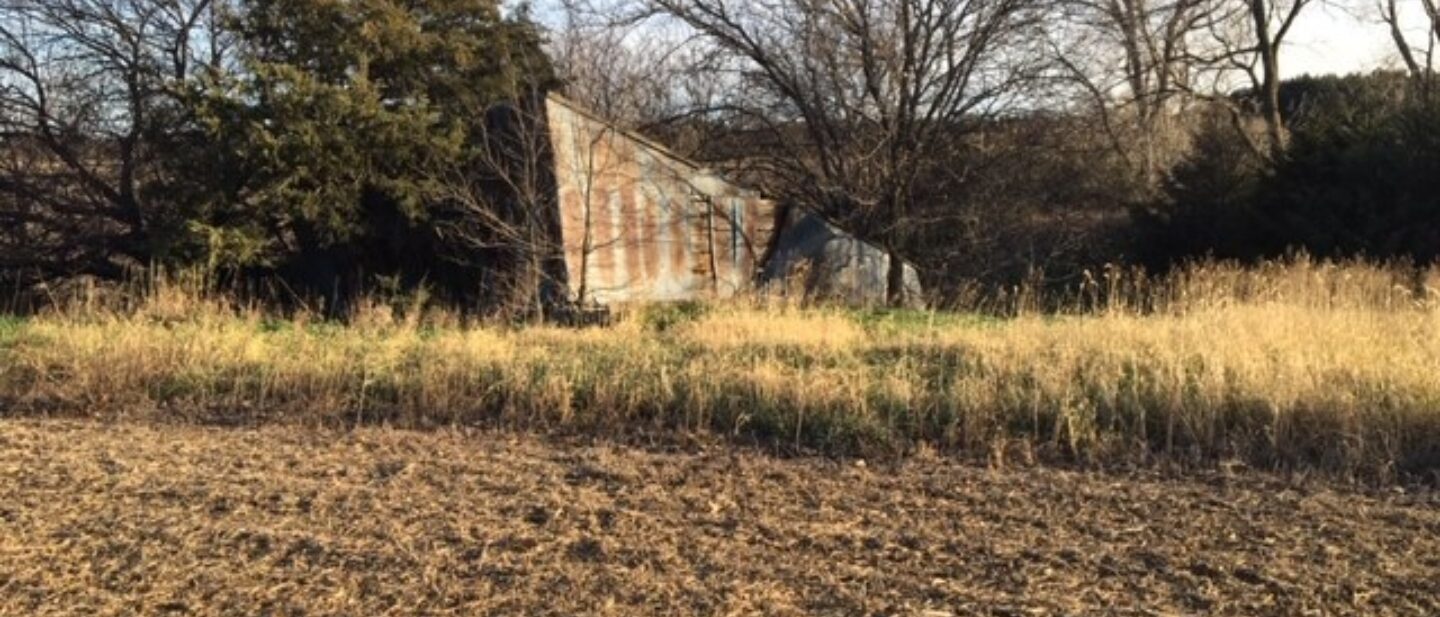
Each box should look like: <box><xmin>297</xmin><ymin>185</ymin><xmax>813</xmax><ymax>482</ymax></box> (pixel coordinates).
<box><xmin>184</xmin><ymin>0</ymin><xmax>555</xmax><ymax>307</ymax></box>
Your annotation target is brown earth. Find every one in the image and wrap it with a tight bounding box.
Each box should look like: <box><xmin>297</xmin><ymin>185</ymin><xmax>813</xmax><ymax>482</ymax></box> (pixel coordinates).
<box><xmin>0</xmin><ymin>420</ymin><xmax>1437</xmax><ymax>616</ymax></box>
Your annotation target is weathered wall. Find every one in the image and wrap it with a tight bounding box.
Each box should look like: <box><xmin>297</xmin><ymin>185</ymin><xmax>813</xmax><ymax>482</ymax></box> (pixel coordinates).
<box><xmin>760</xmin><ymin>211</ymin><xmax>923</xmax><ymax>306</ymax></box>
<box><xmin>544</xmin><ymin>93</ymin><xmax>922</xmax><ymax>306</ymax></box>
<box><xmin>544</xmin><ymin>95</ymin><xmax>779</xmax><ymax>304</ymax></box>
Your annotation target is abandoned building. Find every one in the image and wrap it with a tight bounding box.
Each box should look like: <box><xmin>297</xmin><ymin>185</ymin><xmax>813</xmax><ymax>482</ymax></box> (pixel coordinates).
<box><xmin>540</xmin><ymin>94</ymin><xmax>921</xmax><ymax>306</ymax></box>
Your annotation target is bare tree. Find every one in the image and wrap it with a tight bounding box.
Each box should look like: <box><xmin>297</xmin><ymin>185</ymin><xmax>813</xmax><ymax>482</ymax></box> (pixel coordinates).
<box><xmin>422</xmin><ymin>95</ymin><xmax>564</xmax><ymax>319</ymax></box>
<box><xmin>1380</xmin><ymin>0</ymin><xmax>1439</xmax><ymax>91</ymax></box>
<box><xmin>549</xmin><ymin>1</ymin><xmax>691</xmax><ymax>126</ymax></box>
<box><xmin>544</xmin><ymin>0</ymin><xmax>733</xmax><ymax>162</ymax></box>
<box><xmin>1245</xmin><ymin>0</ymin><xmax>1313</xmax><ymax>151</ymax></box>
<box><xmin>1055</xmin><ymin>0</ymin><xmax>1224</xmax><ymax>192</ymax></box>
<box><xmin>643</xmin><ymin>0</ymin><xmax>1047</xmax><ymax>306</ymax></box>
<box><xmin>425</xmin><ymin>77</ymin><xmax>638</xmax><ymax>317</ymax></box>
<box><xmin>0</xmin><ymin>0</ymin><xmax>227</xmax><ymax>280</ymax></box>
<box><xmin>1185</xmin><ymin>0</ymin><xmax>1314</xmax><ymax>154</ymax></box>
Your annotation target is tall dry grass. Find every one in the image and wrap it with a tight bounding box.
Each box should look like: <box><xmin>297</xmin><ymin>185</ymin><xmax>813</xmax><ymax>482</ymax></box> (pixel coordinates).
<box><xmin>1</xmin><ymin>256</ymin><xmax>1437</xmax><ymax>479</ymax></box>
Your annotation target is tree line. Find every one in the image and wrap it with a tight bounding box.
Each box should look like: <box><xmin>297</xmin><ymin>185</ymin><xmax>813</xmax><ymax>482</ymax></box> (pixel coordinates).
<box><xmin>3</xmin><ymin>0</ymin><xmax>1438</xmax><ymax>312</ymax></box>
<box><xmin>0</xmin><ymin>0</ymin><xmax>558</xmax><ymax>314</ymax></box>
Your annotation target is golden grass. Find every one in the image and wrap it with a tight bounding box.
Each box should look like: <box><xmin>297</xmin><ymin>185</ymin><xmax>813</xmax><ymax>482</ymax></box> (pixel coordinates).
<box><xmin>1</xmin><ymin>256</ymin><xmax>1437</xmax><ymax>479</ymax></box>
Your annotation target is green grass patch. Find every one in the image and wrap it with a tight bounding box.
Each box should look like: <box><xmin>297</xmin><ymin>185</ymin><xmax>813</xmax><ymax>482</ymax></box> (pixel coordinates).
<box><xmin>847</xmin><ymin>307</ymin><xmax>1000</xmax><ymax>335</ymax></box>
<box><xmin>633</xmin><ymin>301</ymin><xmax>711</xmax><ymax>332</ymax></box>
<box><xmin>0</xmin><ymin>316</ymin><xmax>26</xmax><ymax>349</ymax></box>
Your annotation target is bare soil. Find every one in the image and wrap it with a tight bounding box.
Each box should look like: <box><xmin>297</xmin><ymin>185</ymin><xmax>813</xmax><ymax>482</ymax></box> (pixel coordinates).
<box><xmin>1</xmin><ymin>420</ymin><xmax>1437</xmax><ymax>616</ymax></box>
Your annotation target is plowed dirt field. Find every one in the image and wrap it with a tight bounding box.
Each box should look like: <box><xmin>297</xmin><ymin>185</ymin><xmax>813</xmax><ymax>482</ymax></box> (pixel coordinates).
<box><xmin>1</xmin><ymin>420</ymin><xmax>1436</xmax><ymax>616</ymax></box>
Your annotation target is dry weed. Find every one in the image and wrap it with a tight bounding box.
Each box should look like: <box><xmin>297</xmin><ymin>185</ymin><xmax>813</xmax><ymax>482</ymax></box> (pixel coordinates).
<box><xmin>1</xmin><ymin>256</ymin><xmax>1437</xmax><ymax>479</ymax></box>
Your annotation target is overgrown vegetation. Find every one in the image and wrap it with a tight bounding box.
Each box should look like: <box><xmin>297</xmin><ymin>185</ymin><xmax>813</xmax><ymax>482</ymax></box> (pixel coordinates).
<box><xmin>0</xmin><ymin>0</ymin><xmax>556</xmax><ymax>313</ymax></box>
<box><xmin>0</xmin><ymin>316</ymin><xmax>23</xmax><ymax>350</ymax></box>
<box><xmin>1</xmin><ymin>0</ymin><xmax>1435</xmax><ymax>310</ymax></box>
<box><xmin>3</xmin><ymin>257</ymin><xmax>1436</xmax><ymax>481</ymax></box>
<box><xmin>1138</xmin><ymin>73</ymin><xmax>1440</xmax><ymax>268</ymax></box>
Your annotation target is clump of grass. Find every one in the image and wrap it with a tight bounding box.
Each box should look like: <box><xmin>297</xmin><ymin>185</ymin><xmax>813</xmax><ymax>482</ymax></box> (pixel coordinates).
<box><xmin>0</xmin><ymin>315</ymin><xmax>24</xmax><ymax>361</ymax></box>
<box><xmin>847</xmin><ymin>307</ymin><xmax>1000</xmax><ymax>335</ymax></box>
<box><xmin>631</xmin><ymin>301</ymin><xmax>711</xmax><ymax>332</ymax></box>
<box><xmin>1</xmin><ymin>256</ymin><xmax>1437</xmax><ymax>481</ymax></box>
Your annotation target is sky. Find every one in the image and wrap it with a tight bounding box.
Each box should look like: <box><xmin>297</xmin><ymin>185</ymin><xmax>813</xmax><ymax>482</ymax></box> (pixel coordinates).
<box><xmin>1285</xmin><ymin>2</ymin><xmax>1402</xmax><ymax>78</ymax></box>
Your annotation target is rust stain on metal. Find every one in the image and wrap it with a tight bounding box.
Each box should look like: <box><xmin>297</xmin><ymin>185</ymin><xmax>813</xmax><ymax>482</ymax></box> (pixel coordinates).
<box><xmin>542</xmin><ymin>93</ymin><xmax>920</xmax><ymax>306</ymax></box>
<box><xmin>545</xmin><ymin>94</ymin><xmax>779</xmax><ymax>304</ymax></box>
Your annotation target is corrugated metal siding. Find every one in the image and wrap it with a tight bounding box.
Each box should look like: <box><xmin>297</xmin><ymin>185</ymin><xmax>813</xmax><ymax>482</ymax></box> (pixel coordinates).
<box><xmin>760</xmin><ymin>211</ymin><xmax>923</xmax><ymax>306</ymax></box>
<box><xmin>545</xmin><ymin>95</ymin><xmax>779</xmax><ymax>304</ymax></box>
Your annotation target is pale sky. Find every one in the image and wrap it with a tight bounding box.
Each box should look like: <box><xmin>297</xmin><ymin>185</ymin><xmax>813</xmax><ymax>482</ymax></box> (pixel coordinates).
<box><xmin>1285</xmin><ymin>2</ymin><xmax>1400</xmax><ymax>78</ymax></box>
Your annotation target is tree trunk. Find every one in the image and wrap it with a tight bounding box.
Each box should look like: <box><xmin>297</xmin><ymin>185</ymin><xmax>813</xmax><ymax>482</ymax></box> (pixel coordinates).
<box><xmin>885</xmin><ymin>246</ymin><xmax>906</xmax><ymax>308</ymax></box>
<box><xmin>1249</xmin><ymin>0</ymin><xmax>1287</xmax><ymax>155</ymax></box>
<box><xmin>1260</xmin><ymin>56</ymin><xmax>1285</xmax><ymax>154</ymax></box>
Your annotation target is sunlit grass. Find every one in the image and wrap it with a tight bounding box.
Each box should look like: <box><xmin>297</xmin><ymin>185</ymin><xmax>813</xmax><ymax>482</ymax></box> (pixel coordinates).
<box><xmin>1</xmin><ymin>256</ymin><xmax>1437</xmax><ymax>480</ymax></box>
